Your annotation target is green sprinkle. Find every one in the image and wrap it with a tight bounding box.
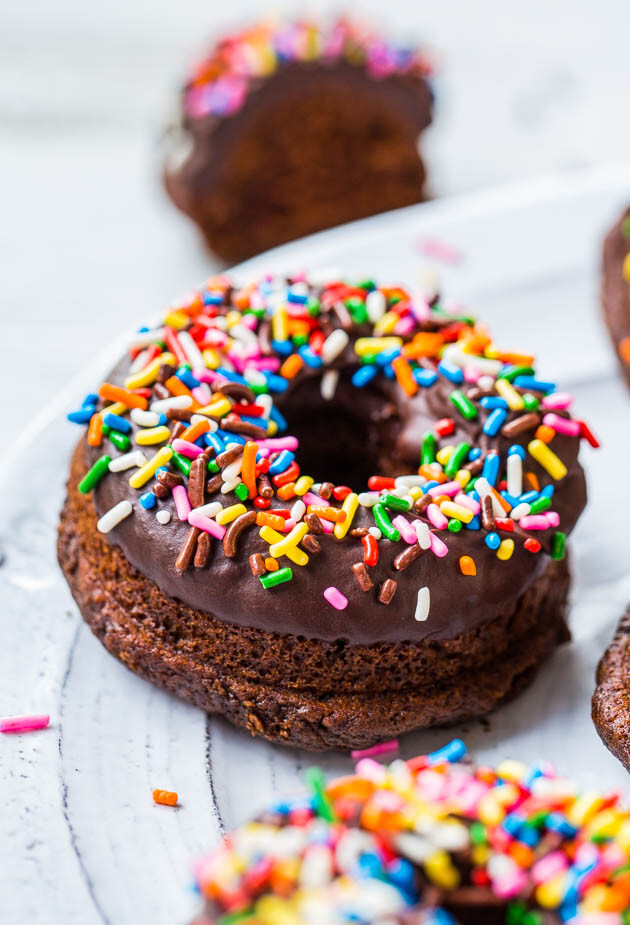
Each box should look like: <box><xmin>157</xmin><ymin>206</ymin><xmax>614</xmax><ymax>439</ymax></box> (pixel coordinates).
<box><xmin>623</xmin><ymin>216</ymin><xmax>630</xmax><ymax>240</ymax></box>
<box><xmin>305</xmin><ymin>767</ymin><xmax>336</xmax><ymax>822</ymax></box>
<box><xmin>521</xmin><ymin>393</ymin><xmax>540</xmax><ymax>411</ymax></box>
<box><xmin>207</xmin><ymin>459</ymin><xmax>220</xmax><ymax>474</ymax></box>
<box><xmin>217</xmin><ymin>911</ymin><xmax>257</xmax><ymax>925</ymax></box>
<box><xmin>381</xmin><ymin>493</ymin><xmax>411</xmax><ymax>513</ymax></box>
<box><xmin>469</xmin><ymin>821</ymin><xmax>486</xmax><ymax>845</ymax></box>
<box><xmin>260</xmin><ymin>567</ymin><xmax>293</xmax><ymax>589</ymax></box>
<box><xmin>529</xmin><ymin>495</ymin><xmax>552</xmax><ymax>514</ymax></box>
<box><xmin>292</xmin><ymin>333</ymin><xmax>308</xmax><ymax>347</ymax></box>
<box><xmin>346</xmin><ymin>296</ymin><xmax>368</xmax><ymax>324</ymax></box>
<box><xmin>421</xmin><ymin>431</ymin><xmax>437</xmax><ymax>465</ymax></box>
<box><xmin>447</xmin><ymin>518</ymin><xmax>462</xmax><ymax>533</ymax></box>
<box><xmin>372</xmin><ymin>503</ymin><xmax>401</xmax><ymax>542</ymax></box>
<box><xmin>108</xmin><ymin>430</ymin><xmax>130</xmax><ymax>452</ymax></box>
<box><xmin>449</xmin><ymin>390</ymin><xmax>477</xmax><ymax>421</ymax></box>
<box><xmin>498</xmin><ymin>365</ymin><xmax>534</xmax><ymax>382</ymax></box>
<box><xmin>248</xmin><ymin>381</ymin><xmax>268</xmax><ymax>396</ymax></box>
<box><xmin>551</xmin><ymin>531</ymin><xmax>566</xmax><ymax>560</ymax></box>
<box><xmin>235</xmin><ymin>482</ymin><xmax>249</xmax><ymax>501</ymax></box>
<box><xmin>171</xmin><ymin>450</ymin><xmax>191</xmax><ymax>477</ymax></box>
<box><xmin>358</xmin><ymin>279</ymin><xmax>375</xmax><ymax>291</ymax></box>
<box><xmin>445</xmin><ymin>441</ymin><xmax>470</xmax><ymax>479</ymax></box>
<box><xmin>78</xmin><ymin>454</ymin><xmax>111</xmax><ymax>494</ymax></box>
<box><xmin>101</xmin><ymin>423</ymin><xmax>111</xmax><ymax>436</ymax></box>
<box><xmin>307</xmin><ymin>297</ymin><xmax>320</xmax><ymax>316</ymax></box>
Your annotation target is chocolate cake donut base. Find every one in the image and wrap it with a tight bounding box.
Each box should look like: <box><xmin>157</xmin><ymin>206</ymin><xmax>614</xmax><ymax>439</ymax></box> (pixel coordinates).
<box><xmin>59</xmin><ymin>442</ymin><xmax>571</xmax><ymax>751</ymax></box>
<box><xmin>593</xmin><ymin>606</ymin><xmax>630</xmax><ymax>772</ymax></box>
<box><xmin>602</xmin><ymin>209</ymin><xmax>630</xmax><ymax>387</ymax></box>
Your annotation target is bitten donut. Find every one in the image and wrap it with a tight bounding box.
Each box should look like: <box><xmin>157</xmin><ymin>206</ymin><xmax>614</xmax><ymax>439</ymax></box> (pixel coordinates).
<box><xmin>601</xmin><ymin>206</ymin><xmax>630</xmax><ymax>386</ymax></box>
<box><xmin>190</xmin><ymin>738</ymin><xmax>630</xmax><ymax>923</ymax></box>
<box><xmin>163</xmin><ymin>18</ymin><xmax>433</xmax><ymax>262</ymax></box>
<box><xmin>58</xmin><ymin>272</ymin><xmax>595</xmax><ymax>750</ymax></box>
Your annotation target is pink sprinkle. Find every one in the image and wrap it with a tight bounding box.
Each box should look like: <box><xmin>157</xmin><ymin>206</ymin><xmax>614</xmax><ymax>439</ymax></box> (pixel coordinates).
<box><xmin>427</xmin><ymin>503</ymin><xmax>448</xmax><ymax>530</ymax></box>
<box><xmin>1</xmin><ymin>714</ymin><xmax>50</xmax><ymax>734</ymax></box>
<box><xmin>542</xmin><ymin>413</ymin><xmax>581</xmax><ymax>437</ymax></box>
<box><xmin>323</xmin><ymin>586</ymin><xmax>348</xmax><ymax>610</ymax></box>
<box><xmin>409</xmin><ymin>297</ymin><xmax>431</xmax><ymax>322</ymax></box>
<box><xmin>542</xmin><ymin>392</ymin><xmax>573</xmax><ymax>411</ymax></box>
<box><xmin>519</xmin><ymin>514</ymin><xmax>551</xmax><ymax>531</ymax></box>
<box><xmin>191</xmin><ymin>384</ymin><xmax>212</xmax><ymax>405</ymax></box>
<box><xmin>464</xmin><ymin>365</ymin><xmax>481</xmax><ymax>383</ymax></box>
<box><xmin>302</xmin><ymin>491</ymin><xmax>328</xmax><ymax>506</ymax></box>
<box><xmin>393</xmin><ymin>316</ymin><xmax>415</xmax><ymax>336</ymax></box>
<box><xmin>417</xmin><ymin>237</ymin><xmax>463</xmax><ymax>264</ymax></box>
<box><xmin>531</xmin><ymin>851</ymin><xmax>568</xmax><ymax>884</ymax></box>
<box><xmin>493</xmin><ymin>868</ymin><xmax>528</xmax><ymax>900</ymax></box>
<box><xmin>172</xmin><ymin>484</ymin><xmax>192</xmax><ymax>521</ymax></box>
<box><xmin>429</xmin><ymin>531</ymin><xmax>449</xmax><ymax>558</ymax></box>
<box><xmin>546</xmin><ymin>511</ymin><xmax>560</xmax><ymax>528</ymax></box>
<box><xmin>188</xmin><ymin>510</ymin><xmax>226</xmax><ymax>540</ymax></box>
<box><xmin>255</xmin><ymin>358</ymin><xmax>281</xmax><ymax>372</ymax></box>
<box><xmin>281</xmin><ymin>518</ymin><xmax>296</xmax><ymax>532</ymax></box>
<box><xmin>429</xmin><ymin>481</ymin><xmax>460</xmax><ymax>498</ymax></box>
<box><xmin>196</xmin><ymin>369</ymin><xmax>225</xmax><ymax>385</ymax></box>
<box><xmin>171</xmin><ymin>438</ymin><xmax>204</xmax><ymax>459</ymax></box>
<box><xmin>259</xmin><ymin>437</ymin><xmax>299</xmax><ymax>451</ymax></box>
<box><xmin>392</xmin><ymin>515</ymin><xmax>417</xmax><ymax>544</ymax></box>
<box><xmin>320</xmin><ymin>519</ymin><xmax>334</xmax><ymax>534</ymax></box>
<box><xmin>351</xmin><ymin>739</ymin><xmax>399</xmax><ymax>760</ymax></box>
<box><xmin>455</xmin><ymin>493</ymin><xmax>481</xmax><ymax>515</ymax></box>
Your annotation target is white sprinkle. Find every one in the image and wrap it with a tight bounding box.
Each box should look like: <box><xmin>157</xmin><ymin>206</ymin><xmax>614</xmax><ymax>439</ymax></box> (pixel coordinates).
<box><xmin>477</xmin><ymin>374</ymin><xmax>496</xmax><ymax>392</ymax></box>
<box><xmin>290</xmin><ymin>499</ymin><xmax>306</xmax><ymax>521</ymax></box>
<box><xmin>414</xmin><ymin>520</ymin><xmax>431</xmax><ymax>550</ymax></box>
<box><xmin>358</xmin><ymin>491</ymin><xmax>379</xmax><ymax>507</ymax></box>
<box><xmin>156</xmin><ymin>509</ymin><xmax>171</xmax><ymax>525</ymax></box>
<box><xmin>507</xmin><ymin>452</ymin><xmax>523</xmax><ymax>498</ymax></box>
<box><xmin>366</xmin><ymin>289</ymin><xmax>386</xmax><ymax>322</ymax></box>
<box><xmin>177</xmin><ymin>330</ymin><xmax>205</xmax><ymax>370</ymax></box>
<box><xmin>129</xmin><ymin>349</ymin><xmax>149</xmax><ymax>374</ymax></box>
<box><xmin>190</xmin><ymin>501</ymin><xmax>222</xmax><ymax>519</ymax></box>
<box><xmin>320</xmin><ymin>369</ymin><xmax>339</xmax><ymax>401</ymax></box>
<box><xmin>395</xmin><ymin>475</ymin><xmax>426</xmax><ymax>488</ymax></box>
<box><xmin>510</xmin><ymin>502</ymin><xmax>531</xmax><ymax>521</ymax></box>
<box><xmin>128</xmin><ymin>328</ymin><xmax>165</xmax><ymax>350</ymax></box>
<box><xmin>305</xmin><ymin>267</ymin><xmax>341</xmax><ymax>287</ymax></box>
<box><xmin>221</xmin><ymin>477</ymin><xmax>241</xmax><ymax>494</ymax></box>
<box><xmin>475</xmin><ymin>477</ymin><xmax>505</xmax><ymax>517</ymax></box>
<box><xmin>130</xmin><ymin>408</ymin><xmax>160</xmax><ymax>428</ymax></box>
<box><xmin>255</xmin><ymin>394</ymin><xmax>272</xmax><ymax>418</ymax></box>
<box><xmin>97</xmin><ymin>499</ymin><xmax>133</xmax><ymax>534</ymax></box>
<box><xmin>289</xmin><ymin>281</ymin><xmax>309</xmax><ymax>298</ymax></box>
<box><xmin>222</xmin><ymin>458</ymin><xmax>243</xmax><ymax>481</ymax></box>
<box><xmin>243</xmin><ymin>367</ymin><xmax>266</xmax><ymax>388</ymax></box>
<box><xmin>321</xmin><ymin>329</ymin><xmax>349</xmax><ymax>364</ymax></box>
<box><xmin>414</xmin><ymin>586</ymin><xmax>430</xmax><ymax>622</ymax></box>
<box><xmin>108</xmin><ymin>450</ymin><xmax>147</xmax><ymax>472</ymax></box>
<box><xmin>368</xmin><ymin>526</ymin><xmax>382</xmax><ymax>540</ymax></box>
<box><xmin>150</xmin><ymin>395</ymin><xmax>192</xmax><ymax>413</ymax></box>
<box><xmin>442</xmin><ymin>344</ymin><xmax>503</xmax><ymax>376</ymax></box>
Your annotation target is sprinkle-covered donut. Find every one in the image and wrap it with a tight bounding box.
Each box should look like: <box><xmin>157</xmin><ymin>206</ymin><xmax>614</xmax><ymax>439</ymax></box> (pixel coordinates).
<box><xmin>190</xmin><ymin>739</ymin><xmax>630</xmax><ymax>924</ymax></box>
<box><xmin>58</xmin><ymin>272</ymin><xmax>595</xmax><ymax>750</ymax></box>
<box><xmin>163</xmin><ymin>18</ymin><xmax>433</xmax><ymax>262</ymax></box>
<box><xmin>601</xmin><ymin>207</ymin><xmax>630</xmax><ymax>387</ymax></box>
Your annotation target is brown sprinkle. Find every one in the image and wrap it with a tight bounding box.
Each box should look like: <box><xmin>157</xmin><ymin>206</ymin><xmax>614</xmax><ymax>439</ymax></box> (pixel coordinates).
<box><xmin>156</xmin><ymin>469</ymin><xmax>184</xmax><ymax>489</ymax></box>
<box><xmin>170</xmin><ymin>420</ymin><xmax>186</xmax><ymax>441</ymax></box>
<box><xmin>249</xmin><ymin>553</ymin><xmax>266</xmax><ymax>577</ymax></box>
<box><xmin>221</xmin><ymin>418</ymin><xmax>267</xmax><ymax>440</ymax></box>
<box><xmin>223</xmin><ymin>511</ymin><xmax>256</xmax><ymax>558</ymax></box>
<box><xmin>301</xmin><ymin>533</ymin><xmax>321</xmax><ymax>555</ymax></box>
<box><xmin>220</xmin><ymin>382</ymin><xmax>255</xmax><ymax>403</ymax></box>
<box><xmin>481</xmin><ymin>494</ymin><xmax>496</xmax><ymax>531</ymax></box>
<box><xmin>352</xmin><ymin>562</ymin><xmax>373</xmax><ymax>591</ymax></box>
<box><xmin>175</xmin><ymin>526</ymin><xmax>200</xmax><ymax>573</ymax></box>
<box><xmin>257</xmin><ymin>472</ymin><xmax>274</xmax><ymax>499</ymax></box>
<box><xmin>319</xmin><ymin>482</ymin><xmax>334</xmax><ymax>500</ymax></box>
<box><xmin>413</xmin><ymin>494</ymin><xmax>431</xmax><ymax>517</ymax></box>
<box><xmin>153</xmin><ymin>483</ymin><xmax>170</xmax><ymax>500</ymax></box>
<box><xmin>501</xmin><ymin>413</ymin><xmax>541</xmax><ymax>439</ymax></box>
<box><xmin>157</xmin><ymin>362</ymin><xmax>175</xmax><ymax>385</ymax></box>
<box><xmin>188</xmin><ymin>457</ymin><xmax>206</xmax><ymax>509</ymax></box>
<box><xmin>350</xmin><ymin>527</ymin><xmax>369</xmax><ymax>537</ymax></box>
<box><xmin>152</xmin><ymin>382</ymin><xmax>170</xmax><ymax>401</ymax></box>
<box><xmin>216</xmin><ymin>444</ymin><xmax>243</xmax><ymax>468</ymax></box>
<box><xmin>194</xmin><ymin>532</ymin><xmax>211</xmax><ymax>568</ymax></box>
<box><xmin>166</xmin><ymin>407</ymin><xmax>193</xmax><ymax>423</ymax></box>
<box><xmin>304</xmin><ymin>512</ymin><xmax>324</xmax><ymax>534</ymax></box>
<box><xmin>393</xmin><ymin>543</ymin><xmax>423</xmax><ymax>571</ymax></box>
<box><xmin>378</xmin><ymin>578</ymin><xmax>398</xmax><ymax>605</ymax></box>
<box><xmin>463</xmin><ymin>457</ymin><xmax>484</xmax><ymax>476</ymax></box>
<box><xmin>206</xmin><ymin>473</ymin><xmax>224</xmax><ymax>494</ymax></box>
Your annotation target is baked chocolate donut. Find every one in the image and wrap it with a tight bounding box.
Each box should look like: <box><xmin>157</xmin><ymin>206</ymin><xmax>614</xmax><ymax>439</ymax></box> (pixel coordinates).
<box><xmin>58</xmin><ymin>272</ymin><xmax>594</xmax><ymax>750</ymax></box>
<box><xmin>163</xmin><ymin>19</ymin><xmax>433</xmax><ymax>263</ymax></box>
<box><xmin>190</xmin><ymin>739</ymin><xmax>629</xmax><ymax>923</ymax></box>
<box><xmin>602</xmin><ymin>206</ymin><xmax>630</xmax><ymax>386</ymax></box>
<box><xmin>593</xmin><ymin>606</ymin><xmax>630</xmax><ymax>772</ymax></box>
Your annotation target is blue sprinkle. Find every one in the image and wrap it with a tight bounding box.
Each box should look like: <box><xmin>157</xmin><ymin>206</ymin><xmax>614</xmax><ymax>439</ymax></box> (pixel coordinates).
<box><xmin>268</xmin><ymin>450</ymin><xmax>294</xmax><ymax>475</ymax></box>
<box><xmin>386</xmin><ymin>858</ymin><xmax>416</xmax><ymax>892</ymax></box>
<box><xmin>176</xmin><ymin>367</ymin><xmax>200</xmax><ymax>389</ymax></box>
<box><xmin>485</xmin><ymin>532</ymin><xmax>500</xmax><ymax>549</ymax></box>
<box><xmin>519</xmin><ymin>490</ymin><xmax>539</xmax><ymax>504</ymax></box>
<box><xmin>513</xmin><ymin>375</ymin><xmax>555</xmax><ymax>393</ymax></box>
<box><xmin>67</xmin><ymin>407</ymin><xmax>96</xmax><ymax>424</ymax></box>
<box><xmin>422</xmin><ymin>480</ymin><xmax>439</xmax><ymax>492</ymax></box>
<box><xmin>202</xmin><ymin>291</ymin><xmax>223</xmax><ymax>306</ymax></box>
<box><xmin>157</xmin><ymin>413</ymin><xmax>168</xmax><ymax>427</ymax></box>
<box><xmin>481</xmin><ymin>451</ymin><xmax>500</xmax><ymax>486</ymax></box>
<box><xmin>298</xmin><ymin>345</ymin><xmax>323</xmax><ymax>369</ymax></box>
<box><xmin>155</xmin><ymin>466</ymin><xmax>169</xmax><ymax>475</ymax></box>
<box><xmin>523</xmin><ymin>763</ymin><xmax>546</xmax><ymax>789</ymax></box>
<box><xmin>502</xmin><ymin>813</ymin><xmax>524</xmax><ymax>837</ymax></box>
<box><xmin>137</xmin><ymin>325</ymin><xmax>150</xmax><ymax>333</ymax></box>
<box><xmin>468</xmin><ymin>447</ymin><xmax>482</xmax><ymax>461</ymax></box>
<box><xmin>216</xmin><ymin>430</ymin><xmax>246</xmax><ymax>446</ymax></box>
<box><xmin>204</xmin><ymin>433</ymin><xmax>224</xmax><ymax>454</ymax></box>
<box><xmin>352</xmin><ymin>365</ymin><xmax>378</xmax><ymax>388</ymax></box>
<box><xmin>82</xmin><ymin>393</ymin><xmax>99</xmax><ymax>408</ymax></box>
<box><xmin>518</xmin><ymin>825</ymin><xmax>541</xmax><ymax>848</ymax></box>
<box><xmin>438</xmin><ymin>360</ymin><xmax>464</xmax><ymax>385</ymax></box>
<box><xmin>508</xmin><ymin>444</ymin><xmax>526</xmax><ymax>459</ymax></box>
<box><xmin>427</xmin><ymin>912</ymin><xmax>457</xmax><ymax>925</ymax></box>
<box><xmin>287</xmin><ymin>288</ymin><xmax>308</xmax><ymax>304</ymax></box>
<box><xmin>376</xmin><ymin>348</ymin><xmax>401</xmax><ymax>366</ymax></box>
<box><xmin>240</xmin><ymin>414</ymin><xmax>268</xmax><ymax>431</ymax></box>
<box><xmin>483</xmin><ymin>407</ymin><xmax>507</xmax><ymax>436</ymax></box>
<box><xmin>541</xmin><ymin>484</ymin><xmax>555</xmax><ymax>498</ymax></box>
<box><xmin>382</xmin><ymin>364</ymin><xmax>395</xmax><ymax>379</ymax></box>
<box><xmin>216</xmin><ymin>367</ymin><xmax>247</xmax><ymax>384</ymax></box>
<box><xmin>427</xmin><ymin>739</ymin><xmax>466</xmax><ymax>765</ymax></box>
<box><xmin>357</xmin><ymin>852</ymin><xmax>382</xmax><ymax>878</ymax></box>
<box><xmin>545</xmin><ymin>813</ymin><xmax>577</xmax><ymax>837</ymax></box>
<box><xmin>465</xmin><ymin>515</ymin><xmax>481</xmax><ymax>530</ymax></box>
<box><xmin>139</xmin><ymin>491</ymin><xmax>156</xmax><ymax>510</ymax></box>
<box><xmin>271</xmin><ymin>339</ymin><xmax>293</xmax><ymax>357</ymax></box>
<box><xmin>501</xmin><ymin>491</ymin><xmax>520</xmax><ymax>508</ymax></box>
<box><xmin>103</xmin><ymin>412</ymin><xmax>131</xmax><ymax>434</ymax></box>
<box><xmin>269</xmin><ymin>405</ymin><xmax>287</xmax><ymax>433</ymax></box>
<box><xmin>469</xmin><ymin>490</ymin><xmax>481</xmax><ymax>503</ymax></box>
<box><xmin>480</xmin><ymin>396</ymin><xmax>509</xmax><ymax>410</ymax></box>
<box><xmin>264</xmin><ymin>373</ymin><xmax>289</xmax><ymax>393</ymax></box>
<box><xmin>413</xmin><ymin>368</ymin><xmax>438</xmax><ymax>387</ymax></box>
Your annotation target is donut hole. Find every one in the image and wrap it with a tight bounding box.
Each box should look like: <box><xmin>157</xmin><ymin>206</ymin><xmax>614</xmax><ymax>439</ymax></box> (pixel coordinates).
<box><xmin>277</xmin><ymin>371</ymin><xmax>398</xmax><ymax>488</ymax></box>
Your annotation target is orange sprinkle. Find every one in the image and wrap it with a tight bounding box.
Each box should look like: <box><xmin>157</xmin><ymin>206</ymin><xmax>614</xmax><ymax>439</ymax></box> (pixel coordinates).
<box><xmin>535</xmin><ymin>424</ymin><xmax>556</xmax><ymax>444</ymax></box>
<box><xmin>460</xmin><ymin>333</ymin><xmax>491</xmax><ymax>354</ymax></box>
<box><xmin>307</xmin><ymin>506</ymin><xmax>347</xmax><ymax>523</ymax></box>
<box><xmin>164</xmin><ymin>375</ymin><xmax>193</xmax><ymax>400</ymax></box>
<box><xmin>498</xmin><ymin>351</ymin><xmax>535</xmax><ymax>366</ymax></box>
<box><xmin>619</xmin><ymin>336</ymin><xmax>630</xmax><ymax>365</ymax></box>
<box><xmin>87</xmin><ymin>413</ymin><xmax>103</xmax><ymax>447</ymax></box>
<box><xmin>98</xmin><ymin>382</ymin><xmax>148</xmax><ymax>410</ymax></box>
<box><xmin>402</xmin><ymin>332</ymin><xmax>444</xmax><ymax>359</ymax></box>
<box><xmin>391</xmin><ymin>355</ymin><xmax>418</xmax><ymax>397</ymax></box>
<box><xmin>279</xmin><ymin>354</ymin><xmax>304</xmax><ymax>379</ymax></box>
<box><xmin>256</xmin><ymin>512</ymin><xmax>286</xmax><ymax>531</ymax></box>
<box><xmin>277</xmin><ymin>483</ymin><xmax>296</xmax><ymax>500</ymax></box>
<box><xmin>526</xmin><ymin>471</ymin><xmax>540</xmax><ymax>492</ymax></box>
<box><xmin>180</xmin><ymin>418</ymin><xmax>210</xmax><ymax>443</ymax></box>
<box><xmin>508</xmin><ymin>841</ymin><xmax>534</xmax><ymax>869</ymax></box>
<box><xmin>459</xmin><ymin>555</ymin><xmax>477</xmax><ymax>576</ymax></box>
<box><xmin>432</xmin><ymin>494</ymin><xmax>450</xmax><ymax>506</ymax></box>
<box><xmin>326</xmin><ymin>775</ymin><xmax>374</xmax><ymax>802</ymax></box>
<box><xmin>241</xmin><ymin>441</ymin><xmax>258</xmax><ymax>498</ymax></box>
<box><xmin>264</xmin><ymin>557</ymin><xmax>279</xmax><ymax>571</ymax></box>
<box><xmin>491</xmin><ymin>485</ymin><xmax>511</xmax><ymax>514</ymax></box>
<box><xmin>418</xmin><ymin>464</ymin><xmax>447</xmax><ymax>483</ymax></box>
<box><xmin>152</xmin><ymin>789</ymin><xmax>178</xmax><ymax>806</ymax></box>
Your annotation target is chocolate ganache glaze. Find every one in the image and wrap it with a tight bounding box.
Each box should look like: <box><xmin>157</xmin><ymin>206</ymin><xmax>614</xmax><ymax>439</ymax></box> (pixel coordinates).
<box><xmin>80</xmin><ymin>274</ymin><xmax>589</xmax><ymax>646</ymax></box>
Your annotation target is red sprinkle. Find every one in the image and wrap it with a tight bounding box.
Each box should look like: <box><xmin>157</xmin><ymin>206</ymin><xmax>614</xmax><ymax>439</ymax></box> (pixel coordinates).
<box><xmin>368</xmin><ymin>476</ymin><xmax>395</xmax><ymax>491</ymax></box>
<box><xmin>272</xmin><ymin>461</ymin><xmax>300</xmax><ymax>486</ymax></box>
<box><xmin>524</xmin><ymin>537</ymin><xmax>542</xmax><ymax>553</ymax></box>
<box><xmin>435</xmin><ymin>418</ymin><xmax>455</xmax><ymax>437</ymax></box>
<box><xmin>579</xmin><ymin>420</ymin><xmax>601</xmax><ymax>449</ymax></box>
<box><xmin>362</xmin><ymin>533</ymin><xmax>379</xmax><ymax>567</ymax></box>
<box><xmin>253</xmin><ymin>496</ymin><xmax>271</xmax><ymax>509</ymax></box>
<box><xmin>333</xmin><ymin>485</ymin><xmax>352</xmax><ymax>501</ymax></box>
<box><xmin>494</xmin><ymin>517</ymin><xmax>515</xmax><ymax>532</ymax></box>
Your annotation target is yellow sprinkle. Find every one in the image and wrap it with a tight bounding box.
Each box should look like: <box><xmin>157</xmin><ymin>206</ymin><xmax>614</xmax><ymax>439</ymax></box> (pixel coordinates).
<box><xmin>163</xmin><ymin>310</ymin><xmax>189</xmax><ymax>329</ymax></box>
<box><xmin>272</xmin><ymin>306</ymin><xmax>289</xmax><ymax>342</ymax></box>
<box><xmin>267</xmin><ymin>419</ymin><xmax>278</xmax><ymax>437</ymax></box>
<box><xmin>495</xmin><ymin>377</ymin><xmax>525</xmax><ymax>410</ymax></box>
<box><xmin>623</xmin><ymin>253</ymin><xmax>630</xmax><ymax>283</ymax></box>
<box><xmin>373</xmin><ymin>312</ymin><xmax>399</xmax><ymax>335</ymax></box>
<box><xmin>581</xmin><ymin>884</ymin><xmax>611</xmax><ymax>913</ymax></box>
<box><xmin>496</xmin><ymin>759</ymin><xmax>527</xmax><ymax>782</ymax></box>
<box><xmin>408</xmin><ymin>486</ymin><xmax>423</xmax><ymax>501</ymax></box>
<box><xmin>129</xmin><ymin>446</ymin><xmax>173</xmax><ymax>489</ymax></box>
<box><xmin>100</xmin><ymin>401</ymin><xmax>127</xmax><ymax>418</ymax></box>
<box><xmin>477</xmin><ymin>793</ymin><xmax>506</xmax><ymax>826</ymax></box>
<box><xmin>528</xmin><ymin>438</ymin><xmax>567</xmax><ymax>480</ymax></box>
<box><xmin>471</xmin><ymin>845</ymin><xmax>491</xmax><ymax>867</ymax></box>
<box><xmin>334</xmin><ymin>491</ymin><xmax>359</xmax><ymax>539</ymax></box>
<box><xmin>135</xmin><ymin>425</ymin><xmax>171</xmax><ymax>446</ymax></box>
<box><xmin>536</xmin><ymin>872</ymin><xmax>566</xmax><ymax>909</ymax></box>
<box><xmin>260</xmin><ymin>525</ymin><xmax>308</xmax><ymax>566</ymax></box>
<box><xmin>497</xmin><ymin>538</ymin><xmax>514</xmax><ymax>560</ymax></box>
<box><xmin>424</xmin><ymin>851</ymin><xmax>460</xmax><ymax>890</ymax></box>
<box><xmin>454</xmin><ymin>469</ymin><xmax>471</xmax><ymax>488</ymax></box>
<box><xmin>225</xmin><ymin>310</ymin><xmax>242</xmax><ymax>329</ymax></box>
<box><xmin>215</xmin><ymin>503</ymin><xmax>247</xmax><ymax>525</ymax></box>
<box><xmin>202</xmin><ymin>348</ymin><xmax>220</xmax><ymax>369</ymax></box>
<box><xmin>354</xmin><ymin>336</ymin><xmax>402</xmax><ymax>357</ymax></box>
<box><xmin>436</xmin><ymin>445</ymin><xmax>454</xmax><ymax>466</ymax></box>
<box><xmin>124</xmin><ymin>354</ymin><xmax>176</xmax><ymax>390</ymax></box>
<box><xmin>618</xmin><ymin>819</ymin><xmax>630</xmax><ymax>852</ymax></box>
<box><xmin>585</xmin><ymin>808</ymin><xmax>623</xmax><ymax>841</ymax></box>
<box><xmin>195</xmin><ymin>398</ymin><xmax>232</xmax><ymax>419</ymax></box>
<box><xmin>440</xmin><ymin>501</ymin><xmax>473</xmax><ymax>524</ymax></box>
<box><xmin>484</xmin><ymin>343</ymin><xmax>500</xmax><ymax>360</ymax></box>
<box><xmin>567</xmin><ymin>793</ymin><xmax>604</xmax><ymax>827</ymax></box>
<box><xmin>269</xmin><ymin>523</ymin><xmax>309</xmax><ymax>564</ymax></box>
<box><xmin>294</xmin><ymin>476</ymin><xmax>314</xmax><ymax>496</ymax></box>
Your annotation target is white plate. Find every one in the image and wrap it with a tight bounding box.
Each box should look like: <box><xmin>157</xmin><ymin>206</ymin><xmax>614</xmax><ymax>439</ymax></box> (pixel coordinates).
<box><xmin>3</xmin><ymin>164</ymin><xmax>630</xmax><ymax>925</ymax></box>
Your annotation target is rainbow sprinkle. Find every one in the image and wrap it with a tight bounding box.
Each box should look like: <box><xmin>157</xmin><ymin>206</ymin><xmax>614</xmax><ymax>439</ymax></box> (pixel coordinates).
<box><xmin>191</xmin><ymin>740</ymin><xmax>630</xmax><ymax>923</ymax></box>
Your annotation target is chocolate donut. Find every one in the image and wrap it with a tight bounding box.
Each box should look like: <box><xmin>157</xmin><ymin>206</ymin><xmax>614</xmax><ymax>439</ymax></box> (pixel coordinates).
<box><xmin>163</xmin><ymin>19</ymin><xmax>433</xmax><ymax>263</ymax></box>
<box><xmin>601</xmin><ymin>206</ymin><xmax>630</xmax><ymax>385</ymax></box>
<box><xmin>593</xmin><ymin>606</ymin><xmax>630</xmax><ymax>772</ymax></box>
<box><xmin>58</xmin><ymin>272</ymin><xmax>595</xmax><ymax>750</ymax></box>
<box><xmin>190</xmin><ymin>738</ymin><xmax>629</xmax><ymax>923</ymax></box>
